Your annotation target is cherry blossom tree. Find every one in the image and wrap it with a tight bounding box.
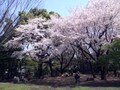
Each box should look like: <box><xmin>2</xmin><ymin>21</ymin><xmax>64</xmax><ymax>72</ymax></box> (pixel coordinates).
<box><xmin>6</xmin><ymin>0</ymin><xmax>120</xmax><ymax>79</ymax></box>
<box><xmin>49</xmin><ymin>0</ymin><xmax>120</xmax><ymax>79</ymax></box>
<box><xmin>6</xmin><ymin>16</ymin><xmax>76</xmax><ymax>77</ymax></box>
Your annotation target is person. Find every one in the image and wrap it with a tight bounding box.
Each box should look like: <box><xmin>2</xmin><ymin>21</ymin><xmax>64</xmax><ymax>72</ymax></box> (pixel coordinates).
<box><xmin>13</xmin><ymin>76</ymin><xmax>20</xmax><ymax>83</ymax></box>
<box><xmin>74</xmin><ymin>72</ymin><xmax>80</xmax><ymax>83</ymax></box>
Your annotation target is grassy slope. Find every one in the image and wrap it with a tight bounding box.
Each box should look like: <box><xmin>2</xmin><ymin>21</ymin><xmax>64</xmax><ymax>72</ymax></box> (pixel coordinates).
<box><xmin>0</xmin><ymin>83</ymin><xmax>119</xmax><ymax>90</ymax></box>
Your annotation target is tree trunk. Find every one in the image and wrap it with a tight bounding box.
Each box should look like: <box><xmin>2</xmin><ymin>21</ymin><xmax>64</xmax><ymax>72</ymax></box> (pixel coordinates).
<box><xmin>38</xmin><ymin>63</ymin><xmax>43</xmax><ymax>79</ymax></box>
<box><xmin>100</xmin><ymin>67</ymin><xmax>106</xmax><ymax>80</ymax></box>
<box><xmin>60</xmin><ymin>67</ymin><xmax>64</xmax><ymax>75</ymax></box>
<box><xmin>0</xmin><ymin>69</ymin><xmax>5</xmax><ymax>81</ymax></box>
<box><xmin>89</xmin><ymin>61</ymin><xmax>96</xmax><ymax>78</ymax></box>
<box><xmin>48</xmin><ymin>60</ymin><xmax>54</xmax><ymax>77</ymax></box>
<box><xmin>60</xmin><ymin>61</ymin><xmax>64</xmax><ymax>74</ymax></box>
<box><xmin>113</xmin><ymin>70</ymin><xmax>117</xmax><ymax>77</ymax></box>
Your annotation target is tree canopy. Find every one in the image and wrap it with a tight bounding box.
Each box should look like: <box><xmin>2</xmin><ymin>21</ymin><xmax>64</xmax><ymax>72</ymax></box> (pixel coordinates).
<box><xmin>19</xmin><ymin>8</ymin><xmax>60</xmax><ymax>25</ymax></box>
<box><xmin>2</xmin><ymin>0</ymin><xmax>120</xmax><ymax>80</ymax></box>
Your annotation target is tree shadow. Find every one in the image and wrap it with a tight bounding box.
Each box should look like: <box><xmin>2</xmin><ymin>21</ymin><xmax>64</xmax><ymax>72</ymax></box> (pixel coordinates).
<box><xmin>71</xmin><ymin>80</ymin><xmax>120</xmax><ymax>88</ymax></box>
<box><xmin>30</xmin><ymin>79</ymin><xmax>120</xmax><ymax>88</ymax></box>
<box><xmin>2</xmin><ymin>77</ymin><xmax>120</xmax><ymax>88</ymax></box>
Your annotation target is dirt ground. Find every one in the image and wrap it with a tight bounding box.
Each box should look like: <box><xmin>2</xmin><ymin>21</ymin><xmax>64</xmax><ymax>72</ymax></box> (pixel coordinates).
<box><xmin>31</xmin><ymin>74</ymin><xmax>120</xmax><ymax>87</ymax></box>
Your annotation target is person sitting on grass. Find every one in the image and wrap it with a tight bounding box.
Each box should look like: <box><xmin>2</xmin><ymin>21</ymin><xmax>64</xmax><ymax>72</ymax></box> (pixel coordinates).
<box><xmin>13</xmin><ymin>76</ymin><xmax>20</xmax><ymax>83</ymax></box>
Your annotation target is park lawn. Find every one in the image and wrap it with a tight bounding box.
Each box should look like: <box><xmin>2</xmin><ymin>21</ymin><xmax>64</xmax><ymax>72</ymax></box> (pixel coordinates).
<box><xmin>0</xmin><ymin>83</ymin><xmax>120</xmax><ymax>90</ymax></box>
<box><xmin>0</xmin><ymin>83</ymin><xmax>46</xmax><ymax>90</ymax></box>
<box><xmin>0</xmin><ymin>83</ymin><xmax>70</xmax><ymax>90</ymax></box>
<box><xmin>73</xmin><ymin>86</ymin><xmax>120</xmax><ymax>90</ymax></box>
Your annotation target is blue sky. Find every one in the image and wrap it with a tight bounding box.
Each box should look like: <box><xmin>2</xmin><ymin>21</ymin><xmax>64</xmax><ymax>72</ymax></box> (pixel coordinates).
<box><xmin>43</xmin><ymin>0</ymin><xmax>88</xmax><ymax>16</ymax></box>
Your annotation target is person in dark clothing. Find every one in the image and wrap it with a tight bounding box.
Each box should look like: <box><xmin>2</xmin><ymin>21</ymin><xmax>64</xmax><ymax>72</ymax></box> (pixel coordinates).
<box><xmin>74</xmin><ymin>72</ymin><xmax>80</xmax><ymax>83</ymax></box>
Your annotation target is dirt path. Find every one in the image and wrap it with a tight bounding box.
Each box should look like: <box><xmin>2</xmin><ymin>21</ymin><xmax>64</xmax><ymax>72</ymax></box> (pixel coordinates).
<box><xmin>31</xmin><ymin>75</ymin><xmax>120</xmax><ymax>87</ymax></box>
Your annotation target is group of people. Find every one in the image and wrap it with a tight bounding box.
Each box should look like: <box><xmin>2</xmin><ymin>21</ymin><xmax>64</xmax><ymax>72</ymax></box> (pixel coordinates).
<box><xmin>13</xmin><ymin>76</ymin><xmax>28</xmax><ymax>83</ymax></box>
<box><xmin>62</xmin><ymin>72</ymin><xmax>81</xmax><ymax>83</ymax></box>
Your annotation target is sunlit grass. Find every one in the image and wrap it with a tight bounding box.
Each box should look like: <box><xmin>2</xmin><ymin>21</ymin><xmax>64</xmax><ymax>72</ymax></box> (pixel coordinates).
<box><xmin>73</xmin><ymin>86</ymin><xmax>120</xmax><ymax>90</ymax></box>
<box><xmin>0</xmin><ymin>83</ymin><xmax>43</xmax><ymax>90</ymax></box>
<box><xmin>0</xmin><ymin>83</ymin><xmax>119</xmax><ymax>90</ymax></box>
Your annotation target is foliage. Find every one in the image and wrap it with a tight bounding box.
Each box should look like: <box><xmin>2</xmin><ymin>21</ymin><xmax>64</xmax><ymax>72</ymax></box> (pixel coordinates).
<box><xmin>21</xmin><ymin>56</ymin><xmax>38</xmax><ymax>72</ymax></box>
<box><xmin>105</xmin><ymin>38</ymin><xmax>120</xmax><ymax>70</ymax></box>
<box><xmin>0</xmin><ymin>46</ymin><xmax>22</xmax><ymax>80</ymax></box>
<box><xmin>97</xmin><ymin>55</ymin><xmax>109</xmax><ymax>67</ymax></box>
<box><xmin>19</xmin><ymin>8</ymin><xmax>60</xmax><ymax>25</ymax></box>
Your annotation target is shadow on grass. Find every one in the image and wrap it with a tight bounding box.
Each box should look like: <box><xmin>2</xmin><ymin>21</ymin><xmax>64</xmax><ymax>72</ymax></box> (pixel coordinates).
<box><xmin>71</xmin><ymin>80</ymin><xmax>120</xmax><ymax>88</ymax></box>
<box><xmin>29</xmin><ymin>79</ymin><xmax>120</xmax><ymax>88</ymax></box>
<box><xmin>1</xmin><ymin>79</ymin><xmax>120</xmax><ymax>88</ymax></box>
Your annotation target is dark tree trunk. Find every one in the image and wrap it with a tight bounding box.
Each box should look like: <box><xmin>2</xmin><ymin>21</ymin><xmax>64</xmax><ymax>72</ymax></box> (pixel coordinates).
<box><xmin>60</xmin><ymin>59</ymin><xmax>64</xmax><ymax>75</ymax></box>
<box><xmin>100</xmin><ymin>67</ymin><xmax>106</xmax><ymax>80</ymax></box>
<box><xmin>38</xmin><ymin>63</ymin><xmax>43</xmax><ymax>79</ymax></box>
<box><xmin>113</xmin><ymin>70</ymin><xmax>117</xmax><ymax>77</ymax></box>
<box><xmin>89</xmin><ymin>61</ymin><xmax>96</xmax><ymax>78</ymax></box>
<box><xmin>48</xmin><ymin>60</ymin><xmax>54</xmax><ymax>77</ymax></box>
<box><xmin>60</xmin><ymin>66</ymin><xmax>64</xmax><ymax>74</ymax></box>
<box><xmin>0</xmin><ymin>69</ymin><xmax>5</xmax><ymax>81</ymax></box>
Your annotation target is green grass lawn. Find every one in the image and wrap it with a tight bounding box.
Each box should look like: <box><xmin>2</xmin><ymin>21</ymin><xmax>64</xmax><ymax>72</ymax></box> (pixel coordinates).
<box><xmin>0</xmin><ymin>83</ymin><xmax>70</xmax><ymax>90</ymax></box>
<box><xmin>0</xmin><ymin>83</ymin><xmax>119</xmax><ymax>90</ymax></box>
<box><xmin>0</xmin><ymin>83</ymin><xmax>41</xmax><ymax>90</ymax></box>
<box><xmin>73</xmin><ymin>86</ymin><xmax>120</xmax><ymax>90</ymax></box>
